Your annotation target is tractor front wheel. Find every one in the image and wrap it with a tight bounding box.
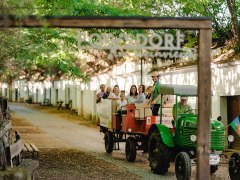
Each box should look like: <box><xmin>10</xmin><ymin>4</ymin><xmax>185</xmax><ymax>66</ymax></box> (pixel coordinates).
<box><xmin>148</xmin><ymin>131</ymin><xmax>171</xmax><ymax>175</ymax></box>
<box><xmin>175</xmin><ymin>152</ymin><xmax>191</xmax><ymax>180</ymax></box>
<box><xmin>125</xmin><ymin>137</ymin><xmax>137</xmax><ymax>162</ymax></box>
<box><xmin>104</xmin><ymin>131</ymin><xmax>114</xmax><ymax>153</ymax></box>
<box><xmin>229</xmin><ymin>152</ymin><xmax>240</xmax><ymax>180</ymax></box>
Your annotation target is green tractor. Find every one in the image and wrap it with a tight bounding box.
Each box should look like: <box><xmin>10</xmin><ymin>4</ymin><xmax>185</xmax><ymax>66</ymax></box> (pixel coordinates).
<box><xmin>147</xmin><ymin>84</ymin><xmax>227</xmax><ymax>180</ymax></box>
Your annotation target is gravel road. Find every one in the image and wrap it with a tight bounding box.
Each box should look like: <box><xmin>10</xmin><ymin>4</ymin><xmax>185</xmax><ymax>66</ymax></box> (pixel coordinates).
<box><xmin>9</xmin><ymin>103</ymin><xmax>231</xmax><ymax>180</ymax></box>
<box><xmin>10</xmin><ymin>103</ymin><xmax>104</xmax><ymax>152</ymax></box>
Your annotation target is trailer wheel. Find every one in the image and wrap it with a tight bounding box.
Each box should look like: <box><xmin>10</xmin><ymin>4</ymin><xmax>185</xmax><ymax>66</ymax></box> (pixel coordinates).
<box><xmin>104</xmin><ymin>131</ymin><xmax>114</xmax><ymax>153</ymax></box>
<box><xmin>210</xmin><ymin>165</ymin><xmax>218</xmax><ymax>174</ymax></box>
<box><xmin>125</xmin><ymin>137</ymin><xmax>136</xmax><ymax>162</ymax></box>
<box><xmin>175</xmin><ymin>152</ymin><xmax>191</xmax><ymax>180</ymax></box>
<box><xmin>148</xmin><ymin>131</ymin><xmax>171</xmax><ymax>174</ymax></box>
<box><xmin>229</xmin><ymin>152</ymin><xmax>240</xmax><ymax>180</ymax></box>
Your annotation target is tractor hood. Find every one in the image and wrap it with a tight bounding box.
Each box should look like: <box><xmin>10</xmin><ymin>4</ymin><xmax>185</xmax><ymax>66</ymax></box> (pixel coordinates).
<box><xmin>180</xmin><ymin>116</ymin><xmax>224</xmax><ymax>130</ymax></box>
<box><xmin>210</xmin><ymin>119</ymin><xmax>225</xmax><ymax>130</ymax></box>
<box><xmin>181</xmin><ymin>116</ymin><xmax>198</xmax><ymax>128</ymax></box>
<box><xmin>176</xmin><ymin>115</ymin><xmax>225</xmax><ymax>151</ymax></box>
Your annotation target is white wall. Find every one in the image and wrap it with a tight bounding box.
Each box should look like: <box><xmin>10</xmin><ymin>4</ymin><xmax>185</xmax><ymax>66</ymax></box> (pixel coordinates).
<box><xmin>1</xmin><ymin>60</ymin><xmax>240</xmax><ymax>125</ymax></box>
<box><xmin>82</xmin><ymin>90</ymin><xmax>97</xmax><ymax>120</ymax></box>
<box><xmin>212</xmin><ymin>63</ymin><xmax>240</xmax><ymax>96</ymax></box>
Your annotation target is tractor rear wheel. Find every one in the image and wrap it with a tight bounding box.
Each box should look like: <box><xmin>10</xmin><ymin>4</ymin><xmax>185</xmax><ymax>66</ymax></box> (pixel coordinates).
<box><xmin>229</xmin><ymin>152</ymin><xmax>240</xmax><ymax>180</ymax></box>
<box><xmin>104</xmin><ymin>131</ymin><xmax>114</xmax><ymax>153</ymax></box>
<box><xmin>148</xmin><ymin>131</ymin><xmax>171</xmax><ymax>175</ymax></box>
<box><xmin>175</xmin><ymin>152</ymin><xmax>191</xmax><ymax>180</ymax></box>
<box><xmin>125</xmin><ymin>137</ymin><xmax>137</xmax><ymax>162</ymax></box>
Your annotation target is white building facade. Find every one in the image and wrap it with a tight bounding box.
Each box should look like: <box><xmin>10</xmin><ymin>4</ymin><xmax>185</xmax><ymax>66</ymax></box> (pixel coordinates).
<box><xmin>1</xmin><ymin>60</ymin><xmax>240</xmax><ymax>147</ymax></box>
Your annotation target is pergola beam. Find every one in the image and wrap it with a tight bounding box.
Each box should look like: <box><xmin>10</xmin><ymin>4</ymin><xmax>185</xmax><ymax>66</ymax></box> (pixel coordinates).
<box><xmin>0</xmin><ymin>15</ymin><xmax>211</xmax><ymax>29</ymax></box>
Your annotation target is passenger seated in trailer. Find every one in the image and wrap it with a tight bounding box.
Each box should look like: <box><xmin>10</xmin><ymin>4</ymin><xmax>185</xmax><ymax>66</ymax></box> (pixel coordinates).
<box><xmin>96</xmin><ymin>84</ymin><xmax>106</xmax><ymax>103</ymax></box>
<box><xmin>116</xmin><ymin>93</ymin><xmax>128</xmax><ymax>115</ymax></box>
<box><xmin>135</xmin><ymin>84</ymin><xmax>154</xmax><ymax>120</ymax></box>
<box><xmin>102</xmin><ymin>86</ymin><xmax>112</xmax><ymax>99</ymax></box>
<box><xmin>135</xmin><ymin>84</ymin><xmax>146</xmax><ymax>103</ymax></box>
<box><xmin>108</xmin><ymin>85</ymin><xmax>120</xmax><ymax>99</ymax></box>
<box><xmin>126</xmin><ymin>85</ymin><xmax>138</xmax><ymax>104</ymax></box>
<box><xmin>172</xmin><ymin>96</ymin><xmax>192</xmax><ymax>119</ymax></box>
<box><xmin>145</xmin><ymin>86</ymin><xmax>152</xmax><ymax>100</ymax></box>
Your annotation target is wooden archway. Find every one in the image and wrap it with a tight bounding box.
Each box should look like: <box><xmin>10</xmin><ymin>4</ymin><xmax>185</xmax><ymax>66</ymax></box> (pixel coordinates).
<box><xmin>0</xmin><ymin>16</ymin><xmax>212</xmax><ymax>179</ymax></box>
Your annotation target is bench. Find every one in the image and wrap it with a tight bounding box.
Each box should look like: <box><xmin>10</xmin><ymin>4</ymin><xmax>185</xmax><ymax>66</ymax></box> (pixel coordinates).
<box><xmin>42</xmin><ymin>99</ymin><xmax>51</xmax><ymax>106</ymax></box>
<box><xmin>9</xmin><ymin>131</ymin><xmax>39</xmax><ymax>180</ymax></box>
<box><xmin>71</xmin><ymin>108</ymin><xmax>78</xmax><ymax>115</ymax></box>
<box><xmin>11</xmin><ymin>131</ymin><xmax>40</xmax><ymax>161</ymax></box>
<box><xmin>65</xmin><ymin>100</ymin><xmax>72</xmax><ymax>110</ymax></box>
<box><xmin>10</xmin><ymin>137</ymin><xmax>23</xmax><ymax>167</ymax></box>
<box><xmin>22</xmin><ymin>143</ymin><xmax>40</xmax><ymax>160</ymax></box>
<box><xmin>57</xmin><ymin>101</ymin><xmax>64</xmax><ymax>110</ymax></box>
<box><xmin>25</xmin><ymin>98</ymin><xmax>33</xmax><ymax>104</ymax></box>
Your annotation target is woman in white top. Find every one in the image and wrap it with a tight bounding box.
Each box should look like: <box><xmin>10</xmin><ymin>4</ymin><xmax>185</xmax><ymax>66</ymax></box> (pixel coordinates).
<box><xmin>126</xmin><ymin>85</ymin><xmax>138</xmax><ymax>104</ymax></box>
<box><xmin>108</xmin><ymin>85</ymin><xmax>120</xmax><ymax>99</ymax></box>
<box><xmin>135</xmin><ymin>84</ymin><xmax>146</xmax><ymax>103</ymax></box>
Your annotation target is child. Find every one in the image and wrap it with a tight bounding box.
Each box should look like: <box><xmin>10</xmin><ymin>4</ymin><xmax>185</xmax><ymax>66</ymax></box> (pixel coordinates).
<box><xmin>145</xmin><ymin>86</ymin><xmax>152</xmax><ymax>100</ymax></box>
<box><xmin>117</xmin><ymin>93</ymin><xmax>127</xmax><ymax>115</ymax></box>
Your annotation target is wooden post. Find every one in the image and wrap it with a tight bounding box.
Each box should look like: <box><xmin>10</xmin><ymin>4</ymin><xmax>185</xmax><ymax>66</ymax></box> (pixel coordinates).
<box><xmin>141</xmin><ymin>55</ymin><xmax>143</xmax><ymax>85</ymax></box>
<box><xmin>197</xmin><ymin>29</ymin><xmax>212</xmax><ymax>180</ymax></box>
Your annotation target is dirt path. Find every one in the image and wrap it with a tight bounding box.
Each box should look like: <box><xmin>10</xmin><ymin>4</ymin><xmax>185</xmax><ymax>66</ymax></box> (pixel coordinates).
<box><xmin>9</xmin><ymin>103</ymin><xmax>231</xmax><ymax>180</ymax></box>
<box><xmin>10</xmin><ymin>103</ymin><xmax>104</xmax><ymax>152</ymax></box>
<box><xmin>10</xmin><ymin>103</ymin><xmax>170</xmax><ymax>180</ymax></box>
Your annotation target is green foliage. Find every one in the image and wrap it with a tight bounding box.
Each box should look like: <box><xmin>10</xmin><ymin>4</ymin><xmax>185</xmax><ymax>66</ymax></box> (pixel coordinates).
<box><xmin>176</xmin><ymin>0</ymin><xmax>232</xmax><ymax>45</ymax></box>
<box><xmin>0</xmin><ymin>27</ymin><xmax>88</xmax><ymax>83</ymax></box>
<box><xmin>0</xmin><ymin>0</ymin><xmax>239</xmax><ymax>84</ymax></box>
<box><xmin>233</xmin><ymin>43</ymin><xmax>240</xmax><ymax>53</ymax></box>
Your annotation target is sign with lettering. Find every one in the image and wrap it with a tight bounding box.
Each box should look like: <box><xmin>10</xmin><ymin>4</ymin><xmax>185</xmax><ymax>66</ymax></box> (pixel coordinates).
<box><xmin>77</xmin><ymin>31</ymin><xmax>196</xmax><ymax>61</ymax></box>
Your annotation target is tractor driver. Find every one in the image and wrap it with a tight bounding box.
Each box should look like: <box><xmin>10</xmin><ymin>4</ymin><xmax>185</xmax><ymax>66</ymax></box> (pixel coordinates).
<box><xmin>172</xmin><ymin>96</ymin><xmax>192</xmax><ymax>119</ymax></box>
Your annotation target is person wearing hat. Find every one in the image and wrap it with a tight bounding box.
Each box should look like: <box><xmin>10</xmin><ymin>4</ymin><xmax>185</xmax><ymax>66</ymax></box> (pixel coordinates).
<box><xmin>172</xmin><ymin>96</ymin><xmax>192</xmax><ymax>119</ymax></box>
<box><xmin>149</xmin><ymin>72</ymin><xmax>161</xmax><ymax>116</ymax></box>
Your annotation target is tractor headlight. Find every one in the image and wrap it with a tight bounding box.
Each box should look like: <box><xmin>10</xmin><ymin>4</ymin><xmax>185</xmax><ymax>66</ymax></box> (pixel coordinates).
<box><xmin>228</xmin><ymin>135</ymin><xmax>234</xmax><ymax>142</ymax></box>
<box><xmin>190</xmin><ymin>135</ymin><xmax>197</xmax><ymax>142</ymax></box>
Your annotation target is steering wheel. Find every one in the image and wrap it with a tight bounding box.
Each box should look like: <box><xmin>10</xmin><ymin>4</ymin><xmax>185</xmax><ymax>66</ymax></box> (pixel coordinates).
<box><xmin>184</xmin><ymin>109</ymin><xmax>198</xmax><ymax>115</ymax></box>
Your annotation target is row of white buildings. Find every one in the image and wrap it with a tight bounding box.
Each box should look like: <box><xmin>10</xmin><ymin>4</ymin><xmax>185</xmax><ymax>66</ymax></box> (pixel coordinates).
<box><xmin>1</xmin><ymin>56</ymin><xmax>240</xmax><ymax>148</ymax></box>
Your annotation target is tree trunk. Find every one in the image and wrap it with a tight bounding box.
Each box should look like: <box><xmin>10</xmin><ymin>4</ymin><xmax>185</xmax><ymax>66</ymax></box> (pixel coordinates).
<box><xmin>227</xmin><ymin>0</ymin><xmax>240</xmax><ymax>44</ymax></box>
<box><xmin>7</xmin><ymin>81</ymin><xmax>13</xmax><ymax>102</ymax></box>
<box><xmin>0</xmin><ymin>84</ymin><xmax>2</xmax><ymax>96</ymax></box>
